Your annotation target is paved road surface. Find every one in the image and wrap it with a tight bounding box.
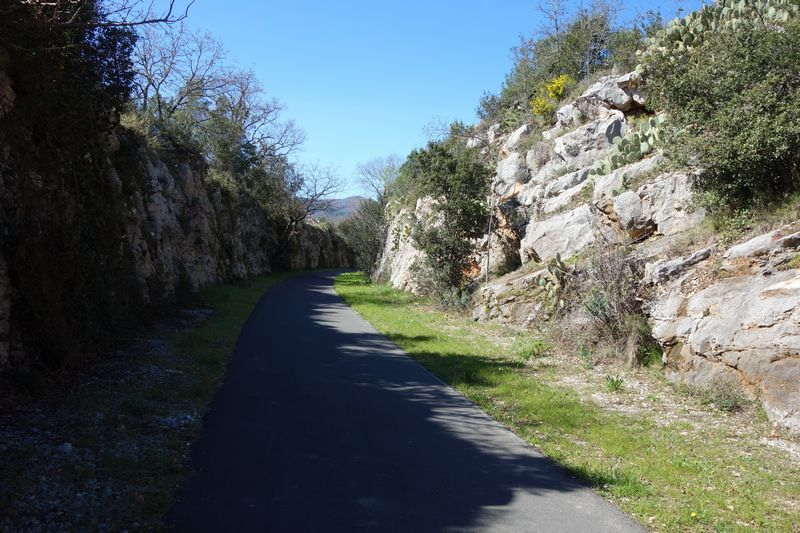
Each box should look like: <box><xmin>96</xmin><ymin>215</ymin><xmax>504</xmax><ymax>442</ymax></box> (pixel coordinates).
<box><xmin>168</xmin><ymin>271</ymin><xmax>644</xmax><ymax>532</ymax></box>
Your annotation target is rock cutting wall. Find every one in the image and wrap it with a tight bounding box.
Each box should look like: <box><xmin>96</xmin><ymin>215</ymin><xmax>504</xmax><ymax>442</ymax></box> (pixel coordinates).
<box><xmin>647</xmin><ymin>227</ymin><xmax>800</xmax><ymax>431</ymax></box>
<box><xmin>0</xmin><ymin>67</ymin><xmax>351</xmax><ymax>374</ymax></box>
<box><xmin>378</xmin><ymin>72</ymin><xmax>800</xmax><ymax>432</ymax></box>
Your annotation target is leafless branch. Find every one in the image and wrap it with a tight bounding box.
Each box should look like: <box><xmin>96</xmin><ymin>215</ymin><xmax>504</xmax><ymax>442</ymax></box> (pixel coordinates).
<box><xmin>289</xmin><ymin>164</ymin><xmax>343</xmax><ymax>225</ymax></box>
<box><xmin>14</xmin><ymin>0</ymin><xmax>195</xmax><ymax>28</ymax></box>
<box><xmin>357</xmin><ymin>155</ymin><xmax>401</xmax><ymax>203</ymax></box>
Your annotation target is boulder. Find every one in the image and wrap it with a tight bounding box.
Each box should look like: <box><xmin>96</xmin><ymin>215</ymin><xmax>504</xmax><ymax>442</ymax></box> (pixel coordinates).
<box><xmin>486</xmin><ymin>123</ymin><xmax>502</xmax><ymax>144</ymax></box>
<box><xmin>554</xmin><ymin>103</ymin><xmax>584</xmax><ymax>129</ymax></box>
<box><xmin>596</xmin><ymin>172</ymin><xmax>703</xmax><ymax>241</ymax></box>
<box><xmin>519</xmin><ymin>204</ymin><xmax>598</xmax><ymax>263</ymax></box>
<box><xmin>525</xmin><ymin>141</ymin><xmax>554</xmax><ymax>173</ymax></box>
<box><xmin>494</xmin><ymin>152</ymin><xmax>529</xmax><ymax>196</ymax></box>
<box><xmin>517</xmin><ymin>181</ymin><xmax>544</xmax><ymax>207</ymax></box>
<box><xmin>638</xmin><ymin>172</ymin><xmax>704</xmax><ymax>237</ymax></box>
<box><xmin>649</xmin><ymin>269</ymin><xmax>800</xmax><ymax>431</ymax></box>
<box><xmin>542</xmin><ymin>180</ymin><xmax>590</xmax><ymax>215</ymax></box>
<box><xmin>724</xmin><ymin>229</ymin><xmax>792</xmax><ymax>259</ymax></box>
<box><xmin>472</xmin><ymin>268</ymin><xmax>548</xmax><ymax>325</ymax></box>
<box><xmin>502</xmin><ymin>124</ymin><xmax>531</xmax><ymax>154</ymax></box>
<box><xmin>552</xmin><ymin>112</ymin><xmax>626</xmax><ymax>170</ymax></box>
<box><xmin>579</xmin><ymin>73</ymin><xmax>645</xmax><ymax>113</ymax></box>
<box><xmin>592</xmin><ymin>155</ymin><xmax>663</xmax><ymax>210</ymax></box>
<box><xmin>543</xmin><ymin>168</ymin><xmax>590</xmax><ymax>198</ymax></box>
<box><xmin>613</xmin><ymin>190</ymin><xmax>654</xmax><ymax>240</ymax></box>
<box><xmin>644</xmin><ymin>246</ymin><xmax>714</xmax><ymax>284</ymax></box>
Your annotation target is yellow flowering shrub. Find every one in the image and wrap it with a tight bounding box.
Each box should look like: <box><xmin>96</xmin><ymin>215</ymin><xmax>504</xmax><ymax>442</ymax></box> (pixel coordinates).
<box><xmin>530</xmin><ymin>74</ymin><xmax>576</xmax><ymax>119</ymax></box>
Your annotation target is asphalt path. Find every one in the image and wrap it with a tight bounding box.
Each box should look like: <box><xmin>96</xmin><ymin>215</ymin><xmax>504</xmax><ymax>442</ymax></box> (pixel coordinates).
<box><xmin>168</xmin><ymin>271</ymin><xmax>644</xmax><ymax>532</ymax></box>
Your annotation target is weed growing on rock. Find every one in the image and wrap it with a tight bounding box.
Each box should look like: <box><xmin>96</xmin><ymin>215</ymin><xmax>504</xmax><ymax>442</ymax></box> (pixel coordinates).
<box><xmin>605</xmin><ymin>375</ymin><xmax>625</xmax><ymax>392</ymax></box>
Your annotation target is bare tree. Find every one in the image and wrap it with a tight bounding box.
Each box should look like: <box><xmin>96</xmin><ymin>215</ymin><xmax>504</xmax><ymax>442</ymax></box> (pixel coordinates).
<box><xmin>287</xmin><ymin>164</ymin><xmax>343</xmax><ymax>227</ymax></box>
<box><xmin>12</xmin><ymin>0</ymin><xmax>194</xmax><ymax>28</ymax></box>
<box><xmin>132</xmin><ymin>23</ymin><xmax>227</xmax><ymax>123</ymax></box>
<box><xmin>132</xmin><ymin>27</ymin><xmax>305</xmax><ymax>160</ymax></box>
<box><xmin>357</xmin><ymin>155</ymin><xmax>401</xmax><ymax>203</ymax></box>
<box><xmin>212</xmin><ymin>69</ymin><xmax>305</xmax><ymax>160</ymax></box>
<box><xmin>537</xmin><ymin>0</ymin><xmax>568</xmax><ymax>37</ymax></box>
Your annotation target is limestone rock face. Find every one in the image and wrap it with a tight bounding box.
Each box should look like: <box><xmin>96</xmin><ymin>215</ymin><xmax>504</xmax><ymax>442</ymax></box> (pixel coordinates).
<box><xmin>376</xmin><ymin>69</ymin><xmax>800</xmax><ymax>435</ymax></box>
<box><xmin>472</xmin><ymin>268</ymin><xmax>547</xmax><ymax>325</ymax></box>
<box><xmin>519</xmin><ymin>205</ymin><xmax>599</xmax><ymax>263</ymax></box>
<box><xmin>122</xmin><ymin>155</ymin><xmax>275</xmax><ymax>301</ymax></box>
<box><xmin>550</xmin><ymin>73</ymin><xmax>645</xmax><ymax>132</ymax></box>
<box><xmin>501</xmin><ymin>124</ymin><xmax>532</xmax><ymax>154</ymax></box>
<box><xmin>375</xmin><ymin>198</ymin><xmax>435</xmax><ymax>293</ymax></box>
<box><xmin>595</xmin><ymin>170</ymin><xmax>704</xmax><ymax>241</ymax></box>
<box><xmin>592</xmin><ymin>156</ymin><xmax>663</xmax><ymax>210</ymax></box>
<box><xmin>579</xmin><ymin>73</ymin><xmax>644</xmax><ymax>113</ymax></box>
<box><xmin>494</xmin><ymin>152</ymin><xmax>529</xmax><ymax>196</ymax></box>
<box><xmin>725</xmin><ymin>230</ymin><xmax>796</xmax><ymax>259</ymax></box>
<box><xmin>644</xmin><ymin>247</ymin><xmax>714</xmax><ymax>285</ymax></box>
<box><xmin>647</xmin><ymin>234</ymin><xmax>800</xmax><ymax>432</ymax></box>
<box><xmin>0</xmin><ymin>137</ymin><xmax>351</xmax><ymax>373</ymax></box>
<box><xmin>637</xmin><ymin>173</ymin><xmax>705</xmax><ymax>237</ymax></box>
<box><xmin>288</xmin><ymin>225</ymin><xmax>354</xmax><ymax>271</ymax></box>
<box><xmin>552</xmin><ymin>111</ymin><xmax>626</xmax><ymax>170</ymax></box>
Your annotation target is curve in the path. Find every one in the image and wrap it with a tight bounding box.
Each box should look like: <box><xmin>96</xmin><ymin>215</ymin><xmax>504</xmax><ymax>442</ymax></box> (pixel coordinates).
<box><xmin>168</xmin><ymin>271</ymin><xmax>644</xmax><ymax>533</ymax></box>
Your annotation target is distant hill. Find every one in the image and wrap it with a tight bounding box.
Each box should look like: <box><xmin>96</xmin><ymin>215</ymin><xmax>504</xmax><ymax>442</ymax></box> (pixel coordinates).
<box><xmin>313</xmin><ymin>196</ymin><xmax>369</xmax><ymax>222</ymax></box>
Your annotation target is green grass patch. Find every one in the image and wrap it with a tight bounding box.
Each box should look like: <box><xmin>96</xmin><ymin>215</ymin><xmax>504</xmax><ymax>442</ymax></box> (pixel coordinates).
<box><xmin>335</xmin><ymin>272</ymin><xmax>800</xmax><ymax>532</ymax></box>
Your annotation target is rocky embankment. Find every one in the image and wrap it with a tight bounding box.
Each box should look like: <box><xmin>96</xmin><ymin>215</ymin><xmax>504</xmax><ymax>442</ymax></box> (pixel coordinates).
<box><xmin>0</xmin><ymin>70</ymin><xmax>351</xmax><ymax>376</ymax></box>
<box><xmin>377</xmin><ymin>73</ymin><xmax>800</xmax><ymax>432</ymax></box>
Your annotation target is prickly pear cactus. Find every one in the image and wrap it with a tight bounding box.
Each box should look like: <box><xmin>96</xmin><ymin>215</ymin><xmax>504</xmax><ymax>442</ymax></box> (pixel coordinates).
<box><xmin>638</xmin><ymin>0</ymin><xmax>800</xmax><ymax>68</ymax></box>
<box><xmin>534</xmin><ymin>253</ymin><xmax>573</xmax><ymax>312</ymax></box>
<box><xmin>589</xmin><ymin>115</ymin><xmax>665</xmax><ymax>176</ymax></box>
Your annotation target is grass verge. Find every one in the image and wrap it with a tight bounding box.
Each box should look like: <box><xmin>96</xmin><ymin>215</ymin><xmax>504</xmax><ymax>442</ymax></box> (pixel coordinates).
<box><xmin>335</xmin><ymin>272</ymin><xmax>800</xmax><ymax>532</ymax></box>
<box><xmin>0</xmin><ymin>272</ymin><xmax>295</xmax><ymax>531</ymax></box>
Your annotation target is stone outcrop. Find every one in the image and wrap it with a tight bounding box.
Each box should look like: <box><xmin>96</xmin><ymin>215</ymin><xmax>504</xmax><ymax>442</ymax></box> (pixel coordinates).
<box><xmin>520</xmin><ymin>205</ymin><xmax>600</xmax><ymax>263</ymax></box>
<box><xmin>472</xmin><ymin>267</ymin><xmax>547</xmax><ymax>326</ymax></box>
<box><xmin>374</xmin><ymin>198</ymin><xmax>435</xmax><ymax>293</ymax></box>
<box><xmin>115</xmin><ymin>144</ymin><xmax>351</xmax><ymax>305</ymax></box>
<box><xmin>0</xmin><ymin>71</ymin><xmax>351</xmax><ymax>372</ymax></box>
<box><xmin>647</xmin><ymin>229</ymin><xmax>800</xmax><ymax>431</ymax></box>
<box><xmin>377</xmin><ymin>71</ymin><xmax>800</xmax><ymax>432</ymax></box>
<box><xmin>381</xmin><ymin>72</ymin><xmax>701</xmax><ymax>289</ymax></box>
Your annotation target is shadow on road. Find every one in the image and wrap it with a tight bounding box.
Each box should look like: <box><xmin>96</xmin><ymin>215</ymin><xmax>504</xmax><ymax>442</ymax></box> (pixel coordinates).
<box><xmin>168</xmin><ymin>271</ymin><xmax>631</xmax><ymax>532</ymax></box>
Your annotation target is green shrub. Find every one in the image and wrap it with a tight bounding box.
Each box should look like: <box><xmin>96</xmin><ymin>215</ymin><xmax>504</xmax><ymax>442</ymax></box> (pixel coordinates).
<box><xmin>337</xmin><ymin>199</ymin><xmax>386</xmax><ymax>275</ymax></box>
<box><xmin>685</xmin><ymin>377</ymin><xmax>750</xmax><ymax>413</ymax></box>
<box><xmin>581</xmin><ymin>247</ymin><xmax>643</xmax><ymax>344</ymax></box>
<box><xmin>488</xmin><ymin>6</ymin><xmax>662</xmax><ymax>123</ymax></box>
<box><xmin>641</xmin><ymin>9</ymin><xmax>800</xmax><ymax>207</ymax></box>
<box><xmin>605</xmin><ymin>375</ymin><xmax>624</xmax><ymax>392</ymax></box>
<box><xmin>513</xmin><ymin>338</ymin><xmax>554</xmax><ymax>360</ymax></box>
<box><xmin>400</xmin><ymin>139</ymin><xmax>491</xmax><ymax>298</ymax></box>
<box><xmin>578</xmin><ymin>345</ymin><xmax>595</xmax><ymax>369</ymax></box>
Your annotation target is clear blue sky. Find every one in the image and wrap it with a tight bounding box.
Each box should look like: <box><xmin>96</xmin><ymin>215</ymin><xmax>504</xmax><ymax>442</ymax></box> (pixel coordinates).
<box><xmin>168</xmin><ymin>0</ymin><xmax>703</xmax><ymax>196</ymax></box>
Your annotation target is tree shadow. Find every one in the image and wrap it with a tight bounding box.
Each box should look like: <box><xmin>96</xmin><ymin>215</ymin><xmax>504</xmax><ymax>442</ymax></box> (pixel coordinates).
<box><xmin>168</xmin><ymin>271</ymin><xmax>640</xmax><ymax>532</ymax></box>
